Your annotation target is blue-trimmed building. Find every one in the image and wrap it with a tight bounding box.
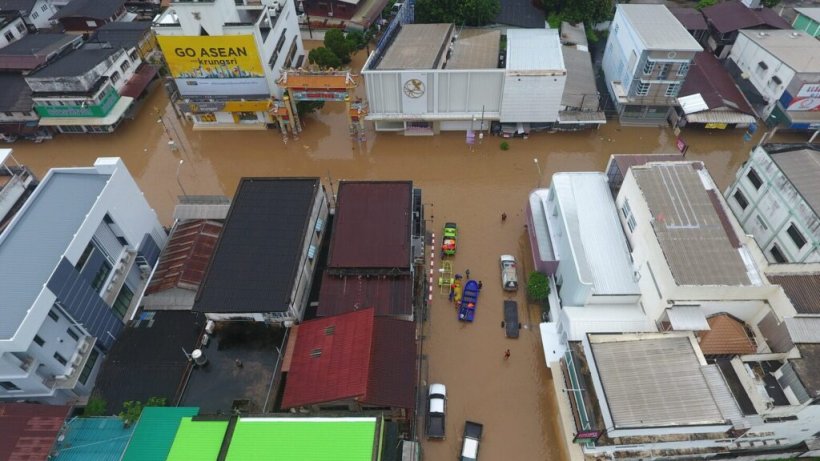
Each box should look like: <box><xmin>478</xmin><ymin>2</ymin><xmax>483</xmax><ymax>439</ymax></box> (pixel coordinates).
<box><xmin>0</xmin><ymin>157</ymin><xmax>166</xmax><ymax>404</ymax></box>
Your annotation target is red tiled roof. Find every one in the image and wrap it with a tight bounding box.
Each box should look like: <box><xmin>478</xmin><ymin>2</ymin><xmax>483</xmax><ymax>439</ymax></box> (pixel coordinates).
<box><xmin>698</xmin><ymin>314</ymin><xmax>757</xmax><ymax>356</ymax></box>
<box><xmin>0</xmin><ymin>403</ymin><xmax>71</xmax><ymax>461</ymax></box>
<box><xmin>327</xmin><ymin>181</ymin><xmax>412</xmax><ymax>269</ymax></box>
<box><xmin>317</xmin><ymin>273</ymin><xmax>413</xmax><ymax>318</ymax></box>
<box><xmin>119</xmin><ymin>64</ymin><xmax>158</xmax><ymax>99</ymax></box>
<box><xmin>703</xmin><ymin>0</ymin><xmax>790</xmax><ymax>34</ymax></box>
<box><xmin>281</xmin><ymin>308</ymin><xmax>416</xmax><ymax>409</ymax></box>
<box><xmin>146</xmin><ymin>219</ymin><xmax>223</xmax><ymax>294</ymax></box>
<box><xmin>680</xmin><ymin>52</ymin><xmax>754</xmax><ymax>115</ymax></box>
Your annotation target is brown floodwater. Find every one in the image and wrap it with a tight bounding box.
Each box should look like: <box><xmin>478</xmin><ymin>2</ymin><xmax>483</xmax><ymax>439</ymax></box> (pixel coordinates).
<box><xmin>6</xmin><ymin>45</ymin><xmax>810</xmax><ymax>461</ymax></box>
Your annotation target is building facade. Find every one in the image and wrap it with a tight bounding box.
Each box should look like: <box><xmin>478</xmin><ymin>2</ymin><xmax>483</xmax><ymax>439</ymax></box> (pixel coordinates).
<box><xmin>602</xmin><ymin>4</ymin><xmax>702</xmax><ymax>125</ymax></box>
<box><xmin>724</xmin><ymin>144</ymin><xmax>820</xmax><ymax>264</ymax></box>
<box><xmin>0</xmin><ymin>157</ymin><xmax>166</xmax><ymax>404</ymax></box>
<box><xmin>0</xmin><ymin>12</ymin><xmax>27</xmax><ymax>49</ymax></box>
<box><xmin>701</xmin><ymin>0</ymin><xmax>790</xmax><ymax>60</ymax></box>
<box><xmin>793</xmin><ymin>7</ymin><xmax>820</xmax><ymax>37</ymax></box>
<box><xmin>153</xmin><ymin>0</ymin><xmax>303</xmax><ymax>130</ymax></box>
<box><xmin>0</xmin><ymin>0</ymin><xmax>59</xmax><ymax>30</ymax></box>
<box><xmin>50</xmin><ymin>0</ymin><xmax>127</xmax><ymax>33</ymax></box>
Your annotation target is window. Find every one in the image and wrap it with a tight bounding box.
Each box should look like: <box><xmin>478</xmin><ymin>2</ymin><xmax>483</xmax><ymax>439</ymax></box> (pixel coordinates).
<box><xmin>676</xmin><ymin>62</ymin><xmax>689</xmax><ymax>76</ymax></box>
<box><xmin>269</xmin><ymin>30</ymin><xmax>288</xmax><ymax>69</ymax></box>
<box><xmin>0</xmin><ymin>381</ymin><xmax>20</xmax><ymax>391</ymax></box>
<box><xmin>613</xmin><ymin>23</ymin><xmax>619</xmax><ymax>35</ymax></box>
<box><xmin>103</xmin><ymin>213</ymin><xmax>114</xmax><ymax>225</ymax></box>
<box><xmin>78</xmin><ymin>348</ymin><xmax>99</xmax><ymax>385</ymax></box>
<box><xmin>314</xmin><ymin>217</ymin><xmax>324</xmax><ymax>234</ymax></box>
<box><xmin>772</xmin><ymin>75</ymin><xmax>782</xmax><ymax>85</ymax></box>
<box><xmin>34</xmin><ymin>335</ymin><xmax>45</xmax><ymax>346</ymax></box>
<box><xmin>110</xmin><ymin>71</ymin><xmax>120</xmax><ymax>84</ymax></box>
<box><xmin>665</xmin><ymin>82</ymin><xmax>680</xmax><ymax>97</ymax></box>
<box><xmin>637</xmin><ymin>81</ymin><xmax>650</xmax><ymax>96</ymax></box>
<box><xmin>31</xmin><ymin>11</ymin><xmax>38</xmax><ymax>19</ymax></box>
<box><xmin>756</xmin><ymin>215</ymin><xmax>768</xmax><ymax>230</ymax></box>
<box><xmin>67</xmin><ymin>328</ymin><xmax>79</xmax><ymax>341</ymax></box>
<box><xmin>4</xmin><ymin>112</ymin><xmax>13</xmax><ymax>117</ymax></box>
<box><xmin>91</xmin><ymin>261</ymin><xmax>112</xmax><ymax>291</ymax></box>
<box><xmin>112</xmin><ymin>285</ymin><xmax>133</xmax><ymax>319</ymax></box>
<box><xmin>658</xmin><ymin>63</ymin><xmax>670</xmax><ymax>79</ymax></box>
<box><xmin>787</xmin><ymin>224</ymin><xmax>807</xmax><ymax>249</ymax></box>
<box><xmin>733</xmin><ymin>190</ymin><xmax>749</xmax><ymax>210</ymax></box>
<box><xmin>770</xmin><ymin>244</ymin><xmax>787</xmax><ymax>263</ymax></box>
<box><xmin>757</xmin><ymin>61</ymin><xmax>768</xmax><ymax>70</ymax></box>
<box><xmin>48</xmin><ymin>310</ymin><xmax>59</xmax><ymax>321</ymax></box>
<box><xmin>76</xmin><ymin>243</ymin><xmax>94</xmax><ymax>271</ymax></box>
<box><xmin>120</xmin><ymin>60</ymin><xmax>130</xmax><ymax>72</ymax></box>
<box><xmin>621</xmin><ymin>199</ymin><xmax>637</xmax><ymax>232</ymax></box>
<box><xmin>53</xmin><ymin>352</ymin><xmax>67</xmax><ymax>366</ymax></box>
<box><xmin>16</xmin><ymin>23</ymin><xmax>25</xmax><ymax>33</ymax></box>
<box><xmin>643</xmin><ymin>59</ymin><xmax>655</xmax><ymax>75</ymax></box>
<box><xmin>116</xmin><ymin>236</ymin><xmax>128</xmax><ymax>246</ymax></box>
<box><xmin>747</xmin><ymin>168</ymin><xmax>763</xmax><ymax>189</ymax></box>
<box><xmin>42</xmin><ymin>3</ymin><xmax>48</xmax><ymax>11</ymax></box>
<box><xmin>85</xmin><ymin>20</ymin><xmax>96</xmax><ymax>27</ymax></box>
<box><xmin>129</xmin><ymin>50</ymin><xmax>138</xmax><ymax>61</ymax></box>
<box><xmin>4</xmin><ymin>31</ymin><xmax>13</xmax><ymax>42</ymax></box>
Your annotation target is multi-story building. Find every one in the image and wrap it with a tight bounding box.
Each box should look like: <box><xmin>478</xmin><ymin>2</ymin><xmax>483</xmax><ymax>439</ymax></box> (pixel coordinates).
<box><xmin>729</xmin><ymin>29</ymin><xmax>820</xmax><ymax>130</ymax></box>
<box><xmin>701</xmin><ymin>0</ymin><xmax>790</xmax><ymax>59</ymax></box>
<box><xmin>153</xmin><ymin>0</ymin><xmax>303</xmax><ymax>130</ymax></box>
<box><xmin>50</xmin><ymin>0</ymin><xmax>127</xmax><ymax>33</ymax></box>
<box><xmin>724</xmin><ymin>144</ymin><xmax>820</xmax><ymax>264</ymax></box>
<box><xmin>24</xmin><ymin>42</ymin><xmax>142</xmax><ymax>134</ymax></box>
<box><xmin>0</xmin><ymin>0</ymin><xmax>59</xmax><ymax>30</ymax></box>
<box><xmin>0</xmin><ymin>157</ymin><xmax>166</xmax><ymax>404</ymax></box>
<box><xmin>793</xmin><ymin>7</ymin><xmax>820</xmax><ymax>37</ymax></box>
<box><xmin>0</xmin><ymin>11</ymin><xmax>27</xmax><ymax>49</ymax></box>
<box><xmin>602</xmin><ymin>4</ymin><xmax>702</xmax><ymax>125</ymax></box>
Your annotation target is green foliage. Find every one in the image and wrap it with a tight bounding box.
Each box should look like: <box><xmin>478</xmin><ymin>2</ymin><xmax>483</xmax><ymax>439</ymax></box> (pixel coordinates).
<box><xmin>696</xmin><ymin>0</ymin><xmax>717</xmax><ymax>10</ymax></box>
<box><xmin>500</xmin><ymin>141</ymin><xmax>510</xmax><ymax>151</ymax></box>
<box><xmin>346</xmin><ymin>30</ymin><xmax>366</xmax><ymax>51</ymax></box>
<box><xmin>324</xmin><ymin>29</ymin><xmax>352</xmax><ymax>64</ymax></box>
<box><xmin>308</xmin><ymin>47</ymin><xmax>342</xmax><ymax>69</ymax></box>
<box><xmin>586</xmin><ymin>27</ymin><xmax>599</xmax><ymax>44</ymax></box>
<box><xmin>547</xmin><ymin>12</ymin><xmax>563</xmax><ymax>29</ymax></box>
<box><xmin>297</xmin><ymin>101</ymin><xmax>325</xmax><ymax>115</ymax></box>
<box><xmin>82</xmin><ymin>396</ymin><xmax>108</xmax><ymax>417</ymax></box>
<box><xmin>761</xmin><ymin>0</ymin><xmax>780</xmax><ymax>6</ymax></box>
<box><xmin>119</xmin><ymin>397</ymin><xmax>166</xmax><ymax>426</ymax></box>
<box><xmin>415</xmin><ymin>0</ymin><xmax>500</xmax><ymax>26</ymax></box>
<box><xmin>540</xmin><ymin>0</ymin><xmax>612</xmax><ymax>26</ymax></box>
<box><xmin>527</xmin><ymin>272</ymin><xmax>550</xmax><ymax>302</ymax></box>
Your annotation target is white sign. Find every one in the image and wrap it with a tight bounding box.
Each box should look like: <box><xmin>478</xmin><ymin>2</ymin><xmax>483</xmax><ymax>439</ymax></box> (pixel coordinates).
<box><xmin>401</xmin><ymin>72</ymin><xmax>428</xmax><ymax>115</ymax></box>
<box><xmin>787</xmin><ymin>84</ymin><xmax>820</xmax><ymax>112</ymax></box>
<box><xmin>175</xmin><ymin>77</ymin><xmax>270</xmax><ymax>97</ymax></box>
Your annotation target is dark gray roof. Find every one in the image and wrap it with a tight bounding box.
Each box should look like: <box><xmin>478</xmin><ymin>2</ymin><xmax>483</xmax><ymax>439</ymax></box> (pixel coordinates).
<box><xmin>0</xmin><ymin>0</ymin><xmax>36</xmax><ymax>15</ymax></box>
<box><xmin>27</xmin><ymin>44</ymin><xmax>120</xmax><ymax>78</ymax></box>
<box><xmin>194</xmin><ymin>178</ymin><xmax>320</xmax><ymax>314</ymax></box>
<box><xmin>0</xmin><ymin>33</ymin><xmax>81</xmax><ymax>71</ymax></box>
<box><xmin>92</xmin><ymin>20</ymin><xmax>151</xmax><ymax>49</ymax></box>
<box><xmin>51</xmin><ymin>0</ymin><xmax>125</xmax><ymax>20</ymax></box>
<box><xmin>494</xmin><ymin>0</ymin><xmax>545</xmax><ymax>28</ymax></box>
<box><xmin>768</xmin><ymin>146</ymin><xmax>820</xmax><ymax>216</ymax></box>
<box><xmin>0</xmin><ymin>10</ymin><xmax>21</xmax><ymax>27</ymax></box>
<box><xmin>0</xmin><ymin>73</ymin><xmax>32</xmax><ymax>112</ymax></box>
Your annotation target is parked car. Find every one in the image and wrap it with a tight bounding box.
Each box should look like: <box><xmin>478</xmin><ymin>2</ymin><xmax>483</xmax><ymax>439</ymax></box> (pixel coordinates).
<box><xmin>460</xmin><ymin>420</ymin><xmax>483</xmax><ymax>461</ymax></box>
<box><xmin>499</xmin><ymin>255</ymin><xmax>518</xmax><ymax>291</ymax></box>
<box><xmin>426</xmin><ymin>383</ymin><xmax>446</xmax><ymax>439</ymax></box>
<box><xmin>442</xmin><ymin>222</ymin><xmax>457</xmax><ymax>256</ymax></box>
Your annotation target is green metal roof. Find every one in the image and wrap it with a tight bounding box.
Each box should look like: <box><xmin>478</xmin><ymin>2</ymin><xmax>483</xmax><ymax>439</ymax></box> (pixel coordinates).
<box><xmin>225</xmin><ymin>417</ymin><xmax>379</xmax><ymax>461</ymax></box>
<box><xmin>166</xmin><ymin>418</ymin><xmax>228</xmax><ymax>461</ymax></box>
<box><xmin>121</xmin><ymin>407</ymin><xmax>199</xmax><ymax>461</ymax></box>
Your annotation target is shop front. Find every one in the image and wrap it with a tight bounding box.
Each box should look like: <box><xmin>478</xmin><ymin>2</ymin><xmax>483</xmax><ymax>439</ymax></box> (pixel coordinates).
<box><xmin>178</xmin><ymin>99</ymin><xmax>273</xmax><ymax>130</ymax></box>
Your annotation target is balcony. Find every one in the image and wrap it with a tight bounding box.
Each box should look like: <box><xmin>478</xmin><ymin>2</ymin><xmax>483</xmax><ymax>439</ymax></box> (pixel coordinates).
<box><xmin>41</xmin><ymin>336</ymin><xmax>97</xmax><ymax>390</ymax></box>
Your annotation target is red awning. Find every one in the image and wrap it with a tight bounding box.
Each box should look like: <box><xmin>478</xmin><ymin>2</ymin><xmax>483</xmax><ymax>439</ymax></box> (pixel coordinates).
<box><xmin>120</xmin><ymin>64</ymin><xmax>158</xmax><ymax>99</ymax></box>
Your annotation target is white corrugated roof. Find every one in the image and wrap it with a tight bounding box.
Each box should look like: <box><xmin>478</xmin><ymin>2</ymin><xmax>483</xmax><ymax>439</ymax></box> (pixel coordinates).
<box><xmin>678</xmin><ymin>93</ymin><xmax>708</xmax><ymax>114</ymax></box>
<box><xmin>667</xmin><ymin>306</ymin><xmax>711</xmax><ymax>331</ymax></box>
<box><xmin>507</xmin><ymin>29</ymin><xmax>565</xmax><ymax>71</ymax></box>
<box><xmin>552</xmin><ymin>173</ymin><xmax>639</xmax><ymax>295</ymax></box>
<box><xmin>564</xmin><ymin>305</ymin><xmax>654</xmax><ymax>341</ymax></box>
<box><xmin>619</xmin><ymin>4</ymin><xmax>702</xmax><ymax>51</ymax></box>
<box><xmin>785</xmin><ymin>317</ymin><xmax>820</xmax><ymax>344</ymax></box>
<box><xmin>700</xmin><ymin>364</ymin><xmax>745</xmax><ymax>428</ymax></box>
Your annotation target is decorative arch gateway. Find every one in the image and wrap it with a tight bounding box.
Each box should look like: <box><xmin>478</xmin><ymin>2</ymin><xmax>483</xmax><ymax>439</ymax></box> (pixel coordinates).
<box><xmin>275</xmin><ymin>70</ymin><xmax>368</xmax><ymax>140</ymax></box>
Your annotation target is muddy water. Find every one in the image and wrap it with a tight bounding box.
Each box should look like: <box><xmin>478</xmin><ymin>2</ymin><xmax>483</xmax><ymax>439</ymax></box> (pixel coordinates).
<box><xmin>6</xmin><ymin>45</ymin><xmax>810</xmax><ymax>461</ymax></box>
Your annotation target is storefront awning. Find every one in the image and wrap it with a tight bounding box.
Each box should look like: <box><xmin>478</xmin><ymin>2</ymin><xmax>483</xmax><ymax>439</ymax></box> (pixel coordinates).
<box><xmin>685</xmin><ymin>110</ymin><xmax>756</xmax><ymax>125</ymax></box>
<box><xmin>120</xmin><ymin>64</ymin><xmax>158</xmax><ymax>99</ymax></box>
<box><xmin>38</xmin><ymin>96</ymin><xmax>134</xmax><ymax>126</ymax></box>
<box><xmin>667</xmin><ymin>306</ymin><xmax>710</xmax><ymax>331</ymax></box>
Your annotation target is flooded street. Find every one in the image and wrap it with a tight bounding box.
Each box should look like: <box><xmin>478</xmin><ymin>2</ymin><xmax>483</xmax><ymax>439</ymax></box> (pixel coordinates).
<box><xmin>6</xmin><ymin>45</ymin><xmax>810</xmax><ymax>461</ymax></box>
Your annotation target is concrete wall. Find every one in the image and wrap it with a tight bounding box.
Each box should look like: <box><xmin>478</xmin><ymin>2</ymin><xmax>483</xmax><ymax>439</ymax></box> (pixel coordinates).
<box><xmin>729</xmin><ymin>33</ymin><xmax>796</xmax><ymax>118</ymax></box>
<box><xmin>603</xmin><ymin>8</ymin><xmax>642</xmax><ymax>100</ymax></box>
<box><xmin>26</xmin><ymin>48</ymin><xmax>137</xmax><ymax>94</ymax></box>
<box><xmin>0</xmin><ymin>16</ymin><xmax>28</xmax><ymax>49</ymax></box>
<box><xmin>27</xmin><ymin>0</ymin><xmax>57</xmax><ymax>30</ymax></box>
<box><xmin>500</xmin><ymin>72</ymin><xmax>565</xmax><ymax>123</ymax></box>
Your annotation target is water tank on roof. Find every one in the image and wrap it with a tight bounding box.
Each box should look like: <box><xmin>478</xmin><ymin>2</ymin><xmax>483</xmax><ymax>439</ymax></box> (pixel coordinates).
<box><xmin>192</xmin><ymin>349</ymin><xmax>208</xmax><ymax>366</ymax></box>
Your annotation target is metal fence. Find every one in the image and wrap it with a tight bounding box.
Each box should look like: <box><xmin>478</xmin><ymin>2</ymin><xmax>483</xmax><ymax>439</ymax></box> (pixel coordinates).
<box><xmin>371</xmin><ymin>0</ymin><xmax>415</xmax><ymax>67</ymax></box>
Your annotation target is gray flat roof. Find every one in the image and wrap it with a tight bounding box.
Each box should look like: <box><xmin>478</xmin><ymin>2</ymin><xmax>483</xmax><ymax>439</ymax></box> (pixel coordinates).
<box><xmin>769</xmin><ymin>148</ymin><xmax>820</xmax><ymax>216</ymax></box>
<box><xmin>618</xmin><ymin>4</ymin><xmax>702</xmax><ymax>51</ymax></box>
<box><xmin>561</xmin><ymin>46</ymin><xmax>599</xmax><ymax>111</ymax></box>
<box><xmin>446</xmin><ymin>29</ymin><xmax>500</xmax><ymax>70</ymax></box>
<box><xmin>0</xmin><ymin>171</ymin><xmax>109</xmax><ymax>339</ymax></box>
<box><xmin>377</xmin><ymin>24</ymin><xmax>452</xmax><ymax>70</ymax></box>
<box><xmin>739</xmin><ymin>30</ymin><xmax>820</xmax><ymax>73</ymax></box>
<box><xmin>795</xmin><ymin>7</ymin><xmax>820</xmax><ymax>24</ymax></box>
<box><xmin>507</xmin><ymin>29</ymin><xmax>564</xmax><ymax>71</ymax></box>
<box><xmin>588</xmin><ymin>334</ymin><xmax>728</xmax><ymax>428</ymax></box>
<box><xmin>632</xmin><ymin>162</ymin><xmax>751</xmax><ymax>286</ymax></box>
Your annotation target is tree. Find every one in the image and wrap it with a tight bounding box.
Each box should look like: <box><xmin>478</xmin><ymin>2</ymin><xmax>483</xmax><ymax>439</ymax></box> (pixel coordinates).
<box><xmin>308</xmin><ymin>47</ymin><xmax>342</xmax><ymax>69</ymax></box>
<box><xmin>458</xmin><ymin>0</ymin><xmax>500</xmax><ymax>26</ymax></box>
<box><xmin>527</xmin><ymin>271</ymin><xmax>550</xmax><ymax>302</ymax></box>
<box><xmin>696</xmin><ymin>0</ymin><xmax>717</xmax><ymax>10</ymax></box>
<box><xmin>82</xmin><ymin>396</ymin><xmax>107</xmax><ymax>417</ymax></box>
<box><xmin>346</xmin><ymin>30</ymin><xmax>366</xmax><ymax>51</ymax></box>
<box><xmin>540</xmin><ymin>0</ymin><xmax>612</xmax><ymax>27</ymax></box>
<box><xmin>324</xmin><ymin>29</ymin><xmax>352</xmax><ymax>64</ymax></box>
<box><xmin>761</xmin><ymin>0</ymin><xmax>780</xmax><ymax>6</ymax></box>
<box><xmin>119</xmin><ymin>396</ymin><xmax>166</xmax><ymax>427</ymax></box>
<box><xmin>415</xmin><ymin>0</ymin><xmax>500</xmax><ymax>26</ymax></box>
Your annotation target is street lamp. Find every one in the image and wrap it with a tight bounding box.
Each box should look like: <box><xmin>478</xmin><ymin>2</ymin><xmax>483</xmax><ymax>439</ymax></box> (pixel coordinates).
<box><xmin>534</xmin><ymin>158</ymin><xmax>543</xmax><ymax>188</ymax></box>
<box><xmin>175</xmin><ymin>159</ymin><xmax>188</xmax><ymax>198</ymax></box>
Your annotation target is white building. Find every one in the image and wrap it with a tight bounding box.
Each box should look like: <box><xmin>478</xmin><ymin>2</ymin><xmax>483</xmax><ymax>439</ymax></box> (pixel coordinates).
<box><xmin>729</xmin><ymin>29</ymin><xmax>820</xmax><ymax>129</ymax></box>
<box><xmin>725</xmin><ymin>144</ymin><xmax>820</xmax><ymax>264</ymax></box>
<box><xmin>153</xmin><ymin>0</ymin><xmax>304</xmax><ymax>130</ymax></box>
<box><xmin>0</xmin><ymin>157</ymin><xmax>166</xmax><ymax>404</ymax></box>
<box><xmin>363</xmin><ymin>25</ymin><xmax>565</xmax><ymax>135</ymax></box>
<box><xmin>0</xmin><ymin>0</ymin><xmax>58</xmax><ymax>30</ymax></box>
<box><xmin>602</xmin><ymin>4</ymin><xmax>702</xmax><ymax>125</ymax></box>
<box><xmin>0</xmin><ymin>11</ymin><xmax>28</xmax><ymax>49</ymax></box>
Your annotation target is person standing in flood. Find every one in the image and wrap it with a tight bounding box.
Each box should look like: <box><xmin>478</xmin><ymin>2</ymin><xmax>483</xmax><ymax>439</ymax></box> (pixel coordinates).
<box><xmin>504</xmin><ymin>349</ymin><xmax>511</xmax><ymax>360</ymax></box>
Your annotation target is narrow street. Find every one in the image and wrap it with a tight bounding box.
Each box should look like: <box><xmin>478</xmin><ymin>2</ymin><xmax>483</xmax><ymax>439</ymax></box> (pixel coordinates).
<box><xmin>6</xmin><ymin>46</ymin><xmax>808</xmax><ymax>461</ymax></box>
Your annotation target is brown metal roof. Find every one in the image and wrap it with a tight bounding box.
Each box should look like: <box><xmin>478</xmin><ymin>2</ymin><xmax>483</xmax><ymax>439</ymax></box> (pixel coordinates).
<box><xmin>668</xmin><ymin>7</ymin><xmax>707</xmax><ymax>31</ymax></box>
<box><xmin>768</xmin><ymin>273</ymin><xmax>820</xmax><ymax>315</ymax></box>
<box><xmin>146</xmin><ymin>219</ymin><xmax>223</xmax><ymax>295</ymax></box>
<box><xmin>317</xmin><ymin>273</ymin><xmax>413</xmax><ymax>318</ymax></box>
<box><xmin>327</xmin><ymin>181</ymin><xmax>412</xmax><ymax>269</ymax></box>
<box><xmin>0</xmin><ymin>403</ymin><xmax>71</xmax><ymax>461</ymax></box>
<box><xmin>698</xmin><ymin>314</ymin><xmax>757</xmax><ymax>356</ymax></box>
<box><xmin>702</xmin><ymin>0</ymin><xmax>790</xmax><ymax>34</ymax></box>
<box><xmin>680</xmin><ymin>52</ymin><xmax>754</xmax><ymax>115</ymax></box>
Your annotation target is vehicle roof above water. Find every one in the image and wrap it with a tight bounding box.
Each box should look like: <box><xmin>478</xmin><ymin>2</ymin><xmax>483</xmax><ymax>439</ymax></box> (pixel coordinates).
<box><xmin>429</xmin><ymin>383</ymin><xmax>447</xmax><ymax>395</ymax></box>
<box><xmin>462</xmin><ymin>438</ymin><xmax>479</xmax><ymax>457</ymax></box>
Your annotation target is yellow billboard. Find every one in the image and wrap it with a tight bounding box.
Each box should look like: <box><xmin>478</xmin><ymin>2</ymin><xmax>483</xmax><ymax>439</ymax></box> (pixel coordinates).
<box><xmin>157</xmin><ymin>35</ymin><xmax>269</xmax><ymax>97</ymax></box>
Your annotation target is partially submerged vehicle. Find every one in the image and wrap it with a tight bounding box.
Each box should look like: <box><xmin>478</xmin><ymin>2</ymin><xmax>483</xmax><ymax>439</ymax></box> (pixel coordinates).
<box><xmin>460</xmin><ymin>421</ymin><xmax>483</xmax><ymax>461</ymax></box>
<box><xmin>458</xmin><ymin>280</ymin><xmax>480</xmax><ymax>322</ymax></box>
<box><xmin>499</xmin><ymin>255</ymin><xmax>519</xmax><ymax>291</ymax></box>
<box><xmin>502</xmin><ymin>300</ymin><xmax>521</xmax><ymax>339</ymax></box>
<box><xmin>426</xmin><ymin>383</ymin><xmax>447</xmax><ymax>439</ymax></box>
<box><xmin>442</xmin><ymin>222</ymin><xmax>457</xmax><ymax>256</ymax></box>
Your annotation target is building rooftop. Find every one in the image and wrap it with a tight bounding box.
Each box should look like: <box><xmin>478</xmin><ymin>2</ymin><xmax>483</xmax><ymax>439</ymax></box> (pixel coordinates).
<box><xmin>121</xmin><ymin>407</ymin><xmax>199</xmax><ymax>461</ymax></box>
<box><xmin>0</xmin><ymin>0</ymin><xmax>37</xmax><ymax>15</ymax></box>
<box><xmin>0</xmin><ymin>168</ymin><xmax>110</xmax><ymax>340</ymax></box>
<box><xmin>667</xmin><ymin>6</ymin><xmax>707</xmax><ymax>31</ymax></box>
<box><xmin>551</xmin><ymin>173</ymin><xmax>640</xmax><ymax>296</ymax></box>
<box><xmin>194</xmin><ymin>178</ymin><xmax>320</xmax><ymax>314</ymax></box>
<box><xmin>795</xmin><ymin>7</ymin><xmax>820</xmax><ymax>23</ymax></box>
<box><xmin>698</xmin><ymin>314</ymin><xmax>757</xmax><ymax>356</ymax></box>
<box><xmin>327</xmin><ymin>181</ymin><xmax>412</xmax><ymax>270</ymax></box>
<box><xmin>224</xmin><ymin>417</ymin><xmax>379</xmax><ymax>461</ymax></box>
<box><xmin>587</xmin><ymin>333</ymin><xmax>732</xmax><ymax>429</ymax></box>
<box><xmin>92</xmin><ymin>20</ymin><xmax>152</xmax><ymax>49</ymax></box>
<box><xmin>93</xmin><ymin>311</ymin><xmax>204</xmax><ymax>414</ymax></box>
<box><xmin>507</xmin><ymin>29</ymin><xmax>564</xmax><ymax>71</ymax></box>
<box><xmin>765</xmin><ymin>146</ymin><xmax>820</xmax><ymax>215</ymax></box>
<box><xmin>561</xmin><ymin>45</ymin><xmax>599</xmax><ymax>111</ymax></box>
<box><xmin>166</xmin><ymin>418</ymin><xmax>228</xmax><ymax>461</ymax></box>
<box><xmin>618</xmin><ymin>4</ymin><xmax>702</xmax><ymax>51</ymax></box>
<box><xmin>281</xmin><ymin>308</ymin><xmax>416</xmax><ymax>410</ymax></box>
<box><xmin>702</xmin><ymin>0</ymin><xmax>790</xmax><ymax>34</ymax></box>
<box><xmin>560</xmin><ymin>21</ymin><xmax>588</xmax><ymax>47</ymax></box>
<box><xmin>376</xmin><ymin>23</ymin><xmax>452</xmax><ymax>70</ymax></box>
<box><xmin>768</xmin><ymin>273</ymin><xmax>820</xmax><ymax>315</ymax></box>
<box><xmin>631</xmin><ymin>162</ymin><xmax>753</xmax><ymax>286</ymax></box>
<box><xmin>27</xmin><ymin>44</ymin><xmax>120</xmax><ymax>78</ymax></box>
<box><xmin>0</xmin><ymin>403</ymin><xmax>71</xmax><ymax>461</ymax></box>
<box><xmin>680</xmin><ymin>52</ymin><xmax>754</xmax><ymax>114</ymax></box>
<box><xmin>0</xmin><ymin>34</ymin><xmax>81</xmax><ymax>71</ymax></box>
<box><xmin>0</xmin><ymin>73</ymin><xmax>32</xmax><ymax>113</ymax></box>
<box><xmin>792</xmin><ymin>343</ymin><xmax>820</xmax><ymax>399</ymax></box>
<box><xmin>739</xmin><ymin>29</ymin><xmax>820</xmax><ymax>73</ymax></box>
<box><xmin>445</xmin><ymin>28</ymin><xmax>500</xmax><ymax>70</ymax></box>
<box><xmin>51</xmin><ymin>0</ymin><xmax>125</xmax><ymax>20</ymax></box>
<box><xmin>317</xmin><ymin>273</ymin><xmax>413</xmax><ymax>318</ymax></box>
<box><xmin>52</xmin><ymin>417</ymin><xmax>134</xmax><ymax>461</ymax></box>
<box><xmin>494</xmin><ymin>0</ymin><xmax>545</xmax><ymax>28</ymax></box>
